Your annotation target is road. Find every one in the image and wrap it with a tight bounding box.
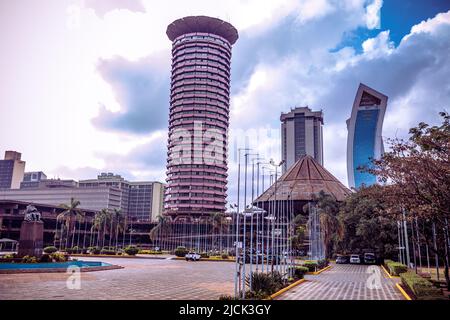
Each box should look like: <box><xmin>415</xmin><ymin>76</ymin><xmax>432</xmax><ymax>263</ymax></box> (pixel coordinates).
<box><xmin>276</xmin><ymin>263</ymin><xmax>404</xmax><ymax>300</ymax></box>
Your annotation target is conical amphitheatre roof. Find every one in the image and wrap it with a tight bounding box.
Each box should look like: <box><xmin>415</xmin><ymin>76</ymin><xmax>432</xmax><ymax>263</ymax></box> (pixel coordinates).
<box><xmin>254</xmin><ymin>155</ymin><xmax>352</xmax><ymax>204</ymax></box>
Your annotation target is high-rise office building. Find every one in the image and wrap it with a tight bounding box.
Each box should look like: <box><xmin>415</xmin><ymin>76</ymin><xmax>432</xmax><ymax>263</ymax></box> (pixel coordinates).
<box><xmin>346</xmin><ymin>83</ymin><xmax>388</xmax><ymax>189</ymax></box>
<box><xmin>281</xmin><ymin>107</ymin><xmax>324</xmax><ymax>173</ymax></box>
<box><xmin>0</xmin><ymin>151</ymin><xmax>26</xmax><ymax>189</ymax></box>
<box><xmin>79</xmin><ymin>172</ymin><xmax>130</xmax><ymax>216</ymax></box>
<box><xmin>164</xmin><ymin>16</ymin><xmax>238</xmax><ymax>219</ymax></box>
<box><xmin>128</xmin><ymin>181</ymin><xmax>164</xmax><ymax>222</ymax></box>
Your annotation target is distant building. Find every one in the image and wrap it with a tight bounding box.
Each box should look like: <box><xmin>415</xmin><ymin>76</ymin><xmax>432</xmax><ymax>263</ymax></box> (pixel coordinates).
<box><xmin>20</xmin><ymin>171</ymin><xmax>47</xmax><ymax>189</ymax></box>
<box><xmin>0</xmin><ymin>186</ymin><xmax>122</xmax><ymax>212</ymax></box>
<box><xmin>281</xmin><ymin>107</ymin><xmax>324</xmax><ymax>173</ymax></box>
<box><xmin>0</xmin><ymin>170</ymin><xmax>165</xmax><ymax>221</ymax></box>
<box><xmin>79</xmin><ymin>173</ymin><xmax>164</xmax><ymax>221</ymax></box>
<box><xmin>0</xmin><ymin>151</ymin><xmax>26</xmax><ymax>189</ymax></box>
<box><xmin>346</xmin><ymin>83</ymin><xmax>388</xmax><ymax>189</ymax></box>
<box><xmin>128</xmin><ymin>181</ymin><xmax>165</xmax><ymax>221</ymax></box>
<box><xmin>20</xmin><ymin>178</ymin><xmax>78</xmax><ymax>189</ymax></box>
<box><xmin>23</xmin><ymin>171</ymin><xmax>47</xmax><ymax>182</ymax></box>
<box><xmin>79</xmin><ymin>173</ymin><xmax>130</xmax><ymax>218</ymax></box>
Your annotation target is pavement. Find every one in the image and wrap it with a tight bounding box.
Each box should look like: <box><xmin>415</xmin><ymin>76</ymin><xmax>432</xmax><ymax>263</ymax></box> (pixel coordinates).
<box><xmin>276</xmin><ymin>263</ymin><xmax>404</xmax><ymax>300</ymax></box>
<box><xmin>0</xmin><ymin>259</ymin><xmax>405</xmax><ymax>300</ymax></box>
<box><xmin>0</xmin><ymin>257</ymin><xmax>235</xmax><ymax>300</ymax></box>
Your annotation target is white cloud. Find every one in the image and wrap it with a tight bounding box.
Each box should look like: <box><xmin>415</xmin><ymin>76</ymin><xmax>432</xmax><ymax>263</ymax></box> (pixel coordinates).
<box><xmin>1</xmin><ymin>1</ymin><xmax>449</xmax><ymax>207</ymax></box>
<box><xmin>296</xmin><ymin>0</ymin><xmax>335</xmax><ymax>24</ymax></box>
<box><xmin>365</xmin><ymin>0</ymin><xmax>382</xmax><ymax>29</ymax></box>
<box><xmin>361</xmin><ymin>30</ymin><xmax>394</xmax><ymax>57</ymax></box>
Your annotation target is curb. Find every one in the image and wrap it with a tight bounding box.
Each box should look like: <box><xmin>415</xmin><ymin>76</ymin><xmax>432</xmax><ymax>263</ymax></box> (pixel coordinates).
<box><xmin>173</xmin><ymin>257</ymin><xmax>235</xmax><ymax>262</ymax></box>
<box><xmin>0</xmin><ymin>264</ymin><xmax>123</xmax><ymax>274</ymax></box>
<box><xmin>381</xmin><ymin>264</ymin><xmax>400</xmax><ymax>278</ymax></box>
<box><xmin>312</xmin><ymin>265</ymin><xmax>332</xmax><ymax>275</ymax></box>
<box><xmin>396</xmin><ymin>283</ymin><xmax>412</xmax><ymax>300</ymax></box>
<box><xmin>70</xmin><ymin>254</ymin><xmax>167</xmax><ymax>260</ymax></box>
<box><xmin>266</xmin><ymin>278</ymin><xmax>307</xmax><ymax>300</ymax></box>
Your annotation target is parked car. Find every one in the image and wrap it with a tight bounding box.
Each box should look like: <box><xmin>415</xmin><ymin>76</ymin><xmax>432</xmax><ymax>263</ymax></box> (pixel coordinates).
<box><xmin>185</xmin><ymin>252</ymin><xmax>201</xmax><ymax>261</ymax></box>
<box><xmin>336</xmin><ymin>255</ymin><xmax>349</xmax><ymax>264</ymax></box>
<box><xmin>363</xmin><ymin>252</ymin><xmax>376</xmax><ymax>264</ymax></box>
<box><xmin>350</xmin><ymin>254</ymin><xmax>361</xmax><ymax>264</ymax></box>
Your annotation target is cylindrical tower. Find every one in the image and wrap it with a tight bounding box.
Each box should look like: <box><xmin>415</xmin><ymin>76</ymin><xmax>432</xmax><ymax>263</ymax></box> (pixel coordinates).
<box><xmin>164</xmin><ymin>16</ymin><xmax>238</xmax><ymax>220</ymax></box>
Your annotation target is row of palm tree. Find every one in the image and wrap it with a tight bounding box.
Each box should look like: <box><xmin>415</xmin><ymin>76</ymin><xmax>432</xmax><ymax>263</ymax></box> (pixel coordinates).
<box><xmin>148</xmin><ymin>212</ymin><xmax>232</xmax><ymax>252</ymax></box>
<box><xmin>55</xmin><ymin>197</ymin><xmax>126</xmax><ymax>251</ymax></box>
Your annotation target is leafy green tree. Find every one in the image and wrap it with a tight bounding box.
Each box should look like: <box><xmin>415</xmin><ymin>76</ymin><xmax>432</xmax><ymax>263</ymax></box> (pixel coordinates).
<box><xmin>336</xmin><ymin>187</ymin><xmax>398</xmax><ymax>259</ymax></box>
<box><xmin>364</xmin><ymin>112</ymin><xmax>450</xmax><ymax>289</ymax></box>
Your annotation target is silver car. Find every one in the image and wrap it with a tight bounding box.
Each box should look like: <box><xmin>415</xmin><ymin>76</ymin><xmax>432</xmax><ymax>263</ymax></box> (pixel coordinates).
<box><xmin>350</xmin><ymin>254</ymin><xmax>361</xmax><ymax>264</ymax></box>
<box><xmin>185</xmin><ymin>252</ymin><xmax>201</xmax><ymax>261</ymax></box>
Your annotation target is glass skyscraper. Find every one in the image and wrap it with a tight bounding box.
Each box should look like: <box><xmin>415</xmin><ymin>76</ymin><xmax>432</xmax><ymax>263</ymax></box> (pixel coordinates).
<box><xmin>346</xmin><ymin>83</ymin><xmax>388</xmax><ymax>189</ymax></box>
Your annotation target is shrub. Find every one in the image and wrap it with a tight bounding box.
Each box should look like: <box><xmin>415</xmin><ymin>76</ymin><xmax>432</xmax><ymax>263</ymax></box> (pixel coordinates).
<box><xmin>174</xmin><ymin>246</ymin><xmax>188</xmax><ymax>257</ymax></box>
<box><xmin>317</xmin><ymin>259</ymin><xmax>329</xmax><ymax>269</ymax></box>
<box><xmin>200</xmin><ymin>252</ymin><xmax>210</xmax><ymax>258</ymax></box>
<box><xmin>221</xmin><ymin>253</ymin><xmax>229</xmax><ymax>259</ymax></box>
<box><xmin>124</xmin><ymin>246</ymin><xmax>139</xmax><ymax>256</ymax></box>
<box><xmin>3</xmin><ymin>253</ymin><xmax>16</xmax><ymax>259</ymax></box>
<box><xmin>385</xmin><ymin>260</ymin><xmax>408</xmax><ymax>276</ymax></box>
<box><xmin>43</xmin><ymin>246</ymin><xmax>58</xmax><ymax>254</ymax></box>
<box><xmin>400</xmin><ymin>271</ymin><xmax>445</xmax><ymax>300</ymax></box>
<box><xmin>88</xmin><ymin>247</ymin><xmax>101</xmax><ymax>254</ymax></box>
<box><xmin>39</xmin><ymin>254</ymin><xmax>52</xmax><ymax>263</ymax></box>
<box><xmin>50</xmin><ymin>252</ymin><xmax>68</xmax><ymax>262</ymax></box>
<box><xmin>100</xmin><ymin>249</ymin><xmax>116</xmax><ymax>255</ymax></box>
<box><xmin>290</xmin><ymin>266</ymin><xmax>309</xmax><ymax>279</ymax></box>
<box><xmin>138</xmin><ymin>249</ymin><xmax>163</xmax><ymax>255</ymax></box>
<box><xmin>303</xmin><ymin>261</ymin><xmax>318</xmax><ymax>272</ymax></box>
<box><xmin>21</xmin><ymin>255</ymin><xmax>37</xmax><ymax>263</ymax></box>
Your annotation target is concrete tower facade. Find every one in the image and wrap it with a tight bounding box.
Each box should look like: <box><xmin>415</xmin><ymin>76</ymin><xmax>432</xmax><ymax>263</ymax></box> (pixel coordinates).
<box><xmin>281</xmin><ymin>107</ymin><xmax>324</xmax><ymax>173</ymax></box>
<box><xmin>0</xmin><ymin>151</ymin><xmax>25</xmax><ymax>189</ymax></box>
<box><xmin>164</xmin><ymin>16</ymin><xmax>238</xmax><ymax>219</ymax></box>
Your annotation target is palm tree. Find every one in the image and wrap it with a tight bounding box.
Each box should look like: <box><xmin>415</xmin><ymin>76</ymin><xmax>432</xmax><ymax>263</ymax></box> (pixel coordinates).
<box><xmin>310</xmin><ymin>191</ymin><xmax>343</xmax><ymax>259</ymax></box>
<box><xmin>149</xmin><ymin>215</ymin><xmax>171</xmax><ymax>250</ymax></box>
<box><xmin>110</xmin><ymin>208</ymin><xmax>125</xmax><ymax>250</ymax></box>
<box><xmin>210</xmin><ymin>212</ymin><xmax>226</xmax><ymax>253</ymax></box>
<box><xmin>91</xmin><ymin>209</ymin><xmax>111</xmax><ymax>248</ymax></box>
<box><xmin>58</xmin><ymin>198</ymin><xmax>84</xmax><ymax>249</ymax></box>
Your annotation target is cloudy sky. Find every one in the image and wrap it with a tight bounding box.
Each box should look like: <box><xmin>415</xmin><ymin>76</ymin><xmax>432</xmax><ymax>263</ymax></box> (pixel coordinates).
<box><xmin>1</xmin><ymin>0</ymin><xmax>449</xmax><ymax>206</ymax></box>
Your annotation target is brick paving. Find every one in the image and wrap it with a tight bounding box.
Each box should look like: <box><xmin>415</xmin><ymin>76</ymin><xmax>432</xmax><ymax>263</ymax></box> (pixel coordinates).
<box><xmin>0</xmin><ymin>257</ymin><xmax>235</xmax><ymax>300</ymax></box>
<box><xmin>277</xmin><ymin>264</ymin><xmax>404</xmax><ymax>300</ymax></box>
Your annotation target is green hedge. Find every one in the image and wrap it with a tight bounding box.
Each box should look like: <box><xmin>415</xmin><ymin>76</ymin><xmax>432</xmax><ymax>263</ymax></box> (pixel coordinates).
<box><xmin>174</xmin><ymin>246</ymin><xmax>188</xmax><ymax>257</ymax></box>
<box><xmin>303</xmin><ymin>261</ymin><xmax>318</xmax><ymax>272</ymax></box>
<box><xmin>400</xmin><ymin>271</ymin><xmax>445</xmax><ymax>300</ymax></box>
<box><xmin>100</xmin><ymin>249</ymin><xmax>116</xmax><ymax>255</ymax></box>
<box><xmin>138</xmin><ymin>250</ymin><xmax>163</xmax><ymax>255</ymax></box>
<box><xmin>289</xmin><ymin>266</ymin><xmax>309</xmax><ymax>279</ymax></box>
<box><xmin>43</xmin><ymin>246</ymin><xmax>58</xmax><ymax>254</ymax></box>
<box><xmin>385</xmin><ymin>260</ymin><xmax>408</xmax><ymax>276</ymax></box>
<box><xmin>124</xmin><ymin>246</ymin><xmax>139</xmax><ymax>256</ymax></box>
<box><xmin>317</xmin><ymin>259</ymin><xmax>329</xmax><ymax>269</ymax></box>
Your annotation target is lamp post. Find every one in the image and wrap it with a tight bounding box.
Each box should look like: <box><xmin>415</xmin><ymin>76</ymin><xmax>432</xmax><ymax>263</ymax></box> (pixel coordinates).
<box><xmin>269</xmin><ymin>159</ymin><xmax>285</xmax><ymax>273</ymax></box>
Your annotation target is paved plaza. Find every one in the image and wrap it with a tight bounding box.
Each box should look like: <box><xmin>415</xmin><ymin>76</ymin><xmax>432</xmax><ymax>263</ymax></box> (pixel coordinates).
<box><xmin>277</xmin><ymin>264</ymin><xmax>404</xmax><ymax>300</ymax></box>
<box><xmin>0</xmin><ymin>257</ymin><xmax>235</xmax><ymax>300</ymax></box>
<box><xmin>0</xmin><ymin>259</ymin><xmax>404</xmax><ymax>300</ymax></box>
